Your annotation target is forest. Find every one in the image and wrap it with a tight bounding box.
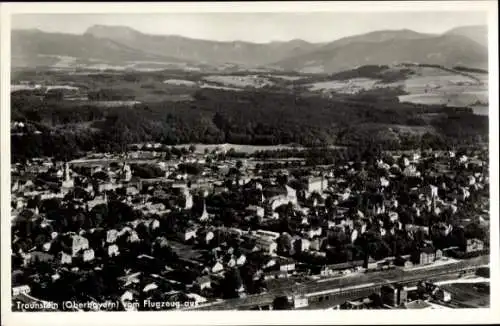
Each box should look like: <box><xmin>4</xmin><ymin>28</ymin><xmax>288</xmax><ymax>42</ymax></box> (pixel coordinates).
<box><xmin>11</xmin><ymin>79</ymin><xmax>488</xmax><ymax>162</ymax></box>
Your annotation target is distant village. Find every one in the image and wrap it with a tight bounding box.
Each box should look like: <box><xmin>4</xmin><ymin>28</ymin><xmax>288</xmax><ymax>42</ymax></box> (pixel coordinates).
<box><xmin>11</xmin><ymin>143</ymin><xmax>490</xmax><ymax>311</ymax></box>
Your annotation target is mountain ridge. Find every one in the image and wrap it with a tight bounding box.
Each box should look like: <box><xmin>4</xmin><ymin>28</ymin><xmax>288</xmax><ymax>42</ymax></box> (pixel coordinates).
<box><xmin>444</xmin><ymin>25</ymin><xmax>488</xmax><ymax>48</ymax></box>
<box><xmin>12</xmin><ymin>24</ymin><xmax>488</xmax><ymax>72</ymax></box>
<box><xmin>83</xmin><ymin>25</ymin><xmax>323</xmax><ymax>66</ymax></box>
<box><xmin>274</xmin><ymin>32</ymin><xmax>488</xmax><ymax>73</ymax></box>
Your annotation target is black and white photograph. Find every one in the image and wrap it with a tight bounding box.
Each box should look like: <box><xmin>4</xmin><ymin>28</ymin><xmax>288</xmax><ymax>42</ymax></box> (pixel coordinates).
<box><xmin>1</xmin><ymin>2</ymin><xmax>498</xmax><ymax>325</ymax></box>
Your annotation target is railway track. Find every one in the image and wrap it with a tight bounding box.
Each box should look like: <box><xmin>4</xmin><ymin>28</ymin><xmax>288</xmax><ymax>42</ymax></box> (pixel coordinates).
<box><xmin>188</xmin><ymin>255</ymin><xmax>488</xmax><ymax>310</ymax></box>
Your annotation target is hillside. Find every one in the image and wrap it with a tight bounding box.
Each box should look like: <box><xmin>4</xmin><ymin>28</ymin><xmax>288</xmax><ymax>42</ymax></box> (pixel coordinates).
<box><xmin>84</xmin><ymin>25</ymin><xmax>323</xmax><ymax>67</ymax></box>
<box><xmin>275</xmin><ymin>31</ymin><xmax>488</xmax><ymax>73</ymax></box>
<box><xmin>444</xmin><ymin>25</ymin><xmax>488</xmax><ymax>48</ymax></box>
<box><xmin>316</xmin><ymin>29</ymin><xmax>436</xmax><ymax>49</ymax></box>
<box><xmin>11</xmin><ymin>29</ymin><xmax>186</xmax><ymax>68</ymax></box>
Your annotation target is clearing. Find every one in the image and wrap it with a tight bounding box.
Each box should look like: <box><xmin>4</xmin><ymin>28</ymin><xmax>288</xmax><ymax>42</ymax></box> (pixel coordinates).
<box><xmin>304</xmin><ymin>65</ymin><xmax>488</xmax><ymax>108</ymax></box>
<box><xmin>202</xmin><ymin>75</ymin><xmax>274</xmax><ymax>88</ymax></box>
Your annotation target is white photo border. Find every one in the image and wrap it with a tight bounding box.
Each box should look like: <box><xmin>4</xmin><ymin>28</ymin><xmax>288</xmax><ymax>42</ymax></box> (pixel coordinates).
<box><xmin>1</xmin><ymin>1</ymin><xmax>498</xmax><ymax>325</ymax></box>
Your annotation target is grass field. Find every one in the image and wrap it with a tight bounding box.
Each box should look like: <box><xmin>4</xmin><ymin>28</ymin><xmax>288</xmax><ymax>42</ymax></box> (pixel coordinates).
<box><xmin>307</xmin><ymin>78</ymin><xmax>379</xmax><ymax>94</ymax></box>
<box><xmin>395</xmin><ymin>67</ymin><xmax>488</xmax><ymax>107</ymax></box>
<box><xmin>199</xmin><ymin>83</ymin><xmax>243</xmax><ymax>91</ymax></box>
<box><xmin>269</xmin><ymin>75</ymin><xmax>304</xmax><ymax>81</ymax></box>
<box><xmin>202</xmin><ymin>75</ymin><xmax>274</xmax><ymax>88</ymax></box>
<box><xmin>302</xmin><ymin>65</ymin><xmax>488</xmax><ymax>108</ymax></box>
<box><xmin>162</xmin><ymin>79</ymin><xmax>197</xmax><ymax>87</ymax></box>
<box><xmin>173</xmin><ymin>143</ymin><xmax>306</xmax><ymax>154</ymax></box>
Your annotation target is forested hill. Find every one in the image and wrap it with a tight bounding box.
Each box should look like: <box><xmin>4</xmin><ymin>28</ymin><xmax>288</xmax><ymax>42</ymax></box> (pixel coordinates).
<box><xmin>11</xmin><ymin>87</ymin><xmax>488</xmax><ymax>162</ymax></box>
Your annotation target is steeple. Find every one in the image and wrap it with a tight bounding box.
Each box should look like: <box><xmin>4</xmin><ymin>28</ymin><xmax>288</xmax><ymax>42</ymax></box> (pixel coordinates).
<box><xmin>184</xmin><ymin>188</ymin><xmax>193</xmax><ymax>210</ymax></box>
<box><xmin>65</xmin><ymin>162</ymin><xmax>70</xmax><ymax>181</ymax></box>
<box><xmin>200</xmin><ymin>199</ymin><xmax>208</xmax><ymax>221</ymax></box>
<box><xmin>62</xmin><ymin>161</ymin><xmax>75</xmax><ymax>189</ymax></box>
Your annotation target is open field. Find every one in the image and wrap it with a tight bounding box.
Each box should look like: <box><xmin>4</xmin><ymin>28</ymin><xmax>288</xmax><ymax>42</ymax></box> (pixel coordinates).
<box><xmin>268</xmin><ymin>75</ymin><xmax>304</xmax><ymax>81</ymax></box>
<box><xmin>162</xmin><ymin>79</ymin><xmax>197</xmax><ymax>87</ymax></box>
<box><xmin>11</xmin><ymin>84</ymin><xmax>80</xmax><ymax>93</ymax></box>
<box><xmin>173</xmin><ymin>143</ymin><xmax>307</xmax><ymax>154</ymax></box>
<box><xmin>302</xmin><ymin>65</ymin><xmax>488</xmax><ymax>109</ymax></box>
<box><xmin>471</xmin><ymin>105</ymin><xmax>489</xmax><ymax>116</ymax></box>
<box><xmin>199</xmin><ymin>83</ymin><xmax>243</xmax><ymax>91</ymax></box>
<box><xmin>202</xmin><ymin>75</ymin><xmax>274</xmax><ymax>88</ymax></box>
<box><xmin>394</xmin><ymin>67</ymin><xmax>488</xmax><ymax>107</ymax></box>
<box><xmin>308</xmin><ymin>78</ymin><xmax>379</xmax><ymax>94</ymax></box>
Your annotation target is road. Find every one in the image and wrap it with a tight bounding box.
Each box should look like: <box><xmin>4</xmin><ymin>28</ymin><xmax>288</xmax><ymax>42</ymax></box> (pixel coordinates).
<box><xmin>187</xmin><ymin>255</ymin><xmax>489</xmax><ymax>310</ymax></box>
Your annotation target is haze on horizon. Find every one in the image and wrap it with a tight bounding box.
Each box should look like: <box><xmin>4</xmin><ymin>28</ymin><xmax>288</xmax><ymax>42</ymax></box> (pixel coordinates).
<box><xmin>12</xmin><ymin>11</ymin><xmax>487</xmax><ymax>44</ymax></box>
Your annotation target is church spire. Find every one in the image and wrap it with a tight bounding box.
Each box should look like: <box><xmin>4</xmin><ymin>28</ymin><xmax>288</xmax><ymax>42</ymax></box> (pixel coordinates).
<box><xmin>65</xmin><ymin>162</ymin><xmax>70</xmax><ymax>181</ymax></box>
<box><xmin>200</xmin><ymin>199</ymin><xmax>208</xmax><ymax>221</ymax></box>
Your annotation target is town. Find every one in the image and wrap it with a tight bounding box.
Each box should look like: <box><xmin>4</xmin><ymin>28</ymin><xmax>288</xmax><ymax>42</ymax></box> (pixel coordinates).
<box><xmin>11</xmin><ymin>142</ymin><xmax>490</xmax><ymax>311</ymax></box>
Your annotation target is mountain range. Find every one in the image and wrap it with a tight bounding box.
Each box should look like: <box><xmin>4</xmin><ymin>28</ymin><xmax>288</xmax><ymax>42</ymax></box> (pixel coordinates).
<box><xmin>11</xmin><ymin>24</ymin><xmax>488</xmax><ymax>73</ymax></box>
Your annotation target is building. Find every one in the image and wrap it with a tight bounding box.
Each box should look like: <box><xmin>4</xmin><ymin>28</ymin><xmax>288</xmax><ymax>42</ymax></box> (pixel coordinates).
<box><xmin>267</xmin><ymin>194</ymin><xmax>295</xmax><ymax>212</ymax></box>
<box><xmin>195</xmin><ymin>276</ymin><xmax>211</xmax><ymax>290</ymax></box>
<box><xmin>106</xmin><ymin>229</ymin><xmax>119</xmax><ymax>243</ymax></box>
<box><xmin>405</xmin><ymin>224</ymin><xmax>430</xmax><ymax>236</ymax></box>
<box><xmin>277</xmin><ymin>232</ymin><xmax>294</xmax><ymax>255</ymax></box>
<box><xmin>381</xmin><ymin>285</ymin><xmax>408</xmax><ymax>307</ymax></box>
<box><xmin>87</xmin><ymin>194</ymin><xmax>108</xmax><ymax>210</ymax></box>
<box><xmin>306</xmin><ymin>177</ymin><xmax>327</xmax><ymax>195</ymax></box>
<box><xmin>403</xmin><ymin>165</ymin><xmax>420</xmax><ymax>178</ymax></box>
<box><xmin>303</xmin><ymin>227</ymin><xmax>322</xmax><ymax>239</ymax></box>
<box><xmin>434</xmin><ymin>288</ymin><xmax>451</xmax><ymax>302</ymax></box>
<box><xmin>71</xmin><ymin>235</ymin><xmax>89</xmax><ymax>257</ymax></box>
<box><xmin>394</xmin><ymin>256</ymin><xmax>413</xmax><ymax>268</ymax></box>
<box><xmin>255</xmin><ymin>230</ymin><xmax>280</xmax><ymax>240</ymax></box>
<box><xmin>411</xmin><ymin>247</ymin><xmax>436</xmax><ymax>265</ymax></box>
<box><xmin>294</xmin><ymin>238</ymin><xmax>311</xmax><ymax>253</ymax></box>
<box><xmin>246</xmin><ymin>205</ymin><xmax>265</xmax><ymax>218</ymax></box>
<box><xmin>236</xmin><ymin>253</ymin><xmax>247</xmax><ymax>266</ymax></box>
<box><xmin>108</xmin><ymin>244</ymin><xmax>120</xmax><ymax>257</ymax></box>
<box><xmin>60</xmin><ymin>252</ymin><xmax>72</xmax><ymax>265</ymax></box>
<box><xmin>61</xmin><ymin>162</ymin><xmax>75</xmax><ymax>190</ymax></box>
<box><xmin>255</xmin><ymin>236</ymin><xmax>278</xmax><ymax>255</ymax></box>
<box><xmin>293</xmin><ymin>295</ymin><xmax>309</xmax><ymax>309</ymax></box>
<box><xmin>12</xmin><ymin>285</ymin><xmax>31</xmax><ymax>296</ymax></box>
<box><xmin>121</xmin><ymin>163</ymin><xmax>132</xmax><ymax>182</ymax></box>
<box><xmin>177</xmin><ymin>227</ymin><xmax>198</xmax><ymax>243</ymax></box>
<box><xmin>466</xmin><ymin>238</ymin><xmax>484</xmax><ymax>253</ymax></box>
<box><xmin>183</xmin><ymin>189</ymin><xmax>194</xmax><ymax>210</ymax></box>
<box><xmin>82</xmin><ymin>249</ymin><xmax>95</xmax><ymax>262</ymax></box>
<box><xmin>278</xmin><ymin>258</ymin><xmax>296</xmax><ymax>272</ymax></box>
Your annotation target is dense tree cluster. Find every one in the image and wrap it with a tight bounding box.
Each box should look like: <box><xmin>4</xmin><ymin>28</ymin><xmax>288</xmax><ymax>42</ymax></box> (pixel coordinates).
<box><xmin>11</xmin><ymin>76</ymin><xmax>488</xmax><ymax>162</ymax></box>
<box><xmin>294</xmin><ymin>65</ymin><xmax>415</xmax><ymax>85</ymax></box>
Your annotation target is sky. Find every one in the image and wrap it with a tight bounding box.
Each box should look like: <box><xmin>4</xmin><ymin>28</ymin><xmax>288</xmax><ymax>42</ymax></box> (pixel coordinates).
<box><xmin>11</xmin><ymin>12</ymin><xmax>488</xmax><ymax>43</ymax></box>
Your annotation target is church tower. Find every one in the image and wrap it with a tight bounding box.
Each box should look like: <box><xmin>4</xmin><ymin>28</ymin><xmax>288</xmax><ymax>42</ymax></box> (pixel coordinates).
<box><xmin>199</xmin><ymin>199</ymin><xmax>209</xmax><ymax>222</ymax></box>
<box><xmin>62</xmin><ymin>162</ymin><xmax>74</xmax><ymax>190</ymax></box>
<box><xmin>65</xmin><ymin>162</ymin><xmax>70</xmax><ymax>181</ymax></box>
